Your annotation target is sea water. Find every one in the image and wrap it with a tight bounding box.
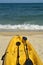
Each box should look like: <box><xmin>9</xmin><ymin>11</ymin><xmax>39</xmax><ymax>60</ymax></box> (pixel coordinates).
<box><xmin>0</xmin><ymin>3</ymin><xmax>43</xmax><ymax>30</ymax></box>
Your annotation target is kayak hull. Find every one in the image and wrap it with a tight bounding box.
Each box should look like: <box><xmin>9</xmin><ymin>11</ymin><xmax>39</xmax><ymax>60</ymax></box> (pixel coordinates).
<box><xmin>2</xmin><ymin>36</ymin><xmax>43</xmax><ymax>65</ymax></box>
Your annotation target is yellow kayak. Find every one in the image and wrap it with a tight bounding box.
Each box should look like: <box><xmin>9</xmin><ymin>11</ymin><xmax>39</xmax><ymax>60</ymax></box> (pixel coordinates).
<box><xmin>1</xmin><ymin>35</ymin><xmax>43</xmax><ymax>65</ymax></box>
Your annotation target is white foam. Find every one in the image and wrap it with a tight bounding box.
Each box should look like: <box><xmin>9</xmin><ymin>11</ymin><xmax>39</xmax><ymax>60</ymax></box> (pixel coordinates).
<box><xmin>0</xmin><ymin>24</ymin><xmax>43</xmax><ymax>30</ymax></box>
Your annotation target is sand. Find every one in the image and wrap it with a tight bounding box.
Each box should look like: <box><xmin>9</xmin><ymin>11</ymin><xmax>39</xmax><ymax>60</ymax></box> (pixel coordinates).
<box><xmin>0</xmin><ymin>30</ymin><xmax>43</xmax><ymax>65</ymax></box>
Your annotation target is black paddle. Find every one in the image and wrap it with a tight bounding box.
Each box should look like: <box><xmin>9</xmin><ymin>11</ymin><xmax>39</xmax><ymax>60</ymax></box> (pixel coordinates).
<box><xmin>24</xmin><ymin>44</ymin><xmax>33</xmax><ymax>65</ymax></box>
<box><xmin>16</xmin><ymin>42</ymin><xmax>21</xmax><ymax>65</ymax></box>
<box><xmin>23</xmin><ymin>37</ymin><xmax>33</xmax><ymax>65</ymax></box>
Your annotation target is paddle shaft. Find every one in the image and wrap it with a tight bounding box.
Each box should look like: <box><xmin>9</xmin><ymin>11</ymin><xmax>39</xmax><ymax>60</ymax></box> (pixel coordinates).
<box><xmin>25</xmin><ymin>44</ymin><xmax>29</xmax><ymax>59</ymax></box>
<box><xmin>16</xmin><ymin>42</ymin><xmax>20</xmax><ymax>65</ymax></box>
<box><xmin>17</xmin><ymin>46</ymin><xmax>20</xmax><ymax>65</ymax></box>
<box><xmin>24</xmin><ymin>44</ymin><xmax>33</xmax><ymax>65</ymax></box>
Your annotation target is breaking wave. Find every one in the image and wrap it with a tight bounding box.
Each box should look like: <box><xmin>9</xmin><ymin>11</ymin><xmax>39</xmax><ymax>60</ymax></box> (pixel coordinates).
<box><xmin>0</xmin><ymin>24</ymin><xmax>43</xmax><ymax>30</ymax></box>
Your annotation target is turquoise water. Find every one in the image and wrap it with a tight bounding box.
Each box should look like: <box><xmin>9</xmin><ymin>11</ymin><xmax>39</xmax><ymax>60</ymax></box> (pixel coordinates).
<box><xmin>0</xmin><ymin>3</ymin><xmax>43</xmax><ymax>30</ymax></box>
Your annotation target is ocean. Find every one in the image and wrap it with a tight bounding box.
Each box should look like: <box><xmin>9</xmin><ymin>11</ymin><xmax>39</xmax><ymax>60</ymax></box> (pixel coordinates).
<box><xmin>0</xmin><ymin>3</ymin><xmax>43</xmax><ymax>30</ymax></box>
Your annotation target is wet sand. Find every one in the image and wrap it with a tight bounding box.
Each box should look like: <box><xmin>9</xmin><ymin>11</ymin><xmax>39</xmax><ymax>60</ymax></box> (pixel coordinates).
<box><xmin>0</xmin><ymin>30</ymin><xmax>43</xmax><ymax>65</ymax></box>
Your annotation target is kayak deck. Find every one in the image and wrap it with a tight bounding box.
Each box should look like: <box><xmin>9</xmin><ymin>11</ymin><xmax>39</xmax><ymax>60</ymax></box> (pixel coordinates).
<box><xmin>2</xmin><ymin>35</ymin><xmax>43</xmax><ymax>65</ymax></box>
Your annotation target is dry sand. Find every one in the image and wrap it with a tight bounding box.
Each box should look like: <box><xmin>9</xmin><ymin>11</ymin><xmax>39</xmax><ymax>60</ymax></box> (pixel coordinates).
<box><xmin>0</xmin><ymin>30</ymin><xmax>43</xmax><ymax>65</ymax></box>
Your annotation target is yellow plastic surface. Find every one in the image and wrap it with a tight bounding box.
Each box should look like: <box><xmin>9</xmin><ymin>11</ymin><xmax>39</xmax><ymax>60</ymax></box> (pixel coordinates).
<box><xmin>3</xmin><ymin>36</ymin><xmax>43</xmax><ymax>65</ymax></box>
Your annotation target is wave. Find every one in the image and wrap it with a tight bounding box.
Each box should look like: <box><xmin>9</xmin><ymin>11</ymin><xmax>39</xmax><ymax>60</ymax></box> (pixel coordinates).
<box><xmin>0</xmin><ymin>24</ymin><xmax>43</xmax><ymax>30</ymax></box>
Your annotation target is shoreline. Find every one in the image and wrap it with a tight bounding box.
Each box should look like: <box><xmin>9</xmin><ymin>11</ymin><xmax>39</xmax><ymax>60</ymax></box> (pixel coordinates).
<box><xmin>0</xmin><ymin>29</ymin><xmax>43</xmax><ymax>36</ymax></box>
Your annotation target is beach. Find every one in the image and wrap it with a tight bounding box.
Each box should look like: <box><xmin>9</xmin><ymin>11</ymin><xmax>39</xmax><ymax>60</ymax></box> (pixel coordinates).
<box><xmin>0</xmin><ymin>3</ymin><xmax>43</xmax><ymax>65</ymax></box>
<box><xmin>0</xmin><ymin>30</ymin><xmax>43</xmax><ymax>65</ymax></box>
